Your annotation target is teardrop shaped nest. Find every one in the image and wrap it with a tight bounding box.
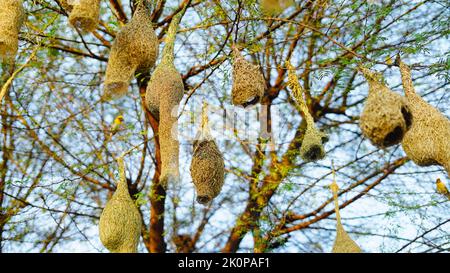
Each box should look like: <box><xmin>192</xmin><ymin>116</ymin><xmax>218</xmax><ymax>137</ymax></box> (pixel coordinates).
<box><xmin>398</xmin><ymin>59</ymin><xmax>450</xmax><ymax>175</ymax></box>
<box><xmin>330</xmin><ymin>180</ymin><xmax>362</xmax><ymax>253</ymax></box>
<box><xmin>359</xmin><ymin>66</ymin><xmax>412</xmax><ymax>148</ymax></box>
<box><xmin>332</xmin><ymin>224</ymin><xmax>363</xmax><ymax>253</ymax></box>
<box><xmin>69</xmin><ymin>0</ymin><xmax>101</xmax><ymax>33</ymax></box>
<box><xmin>231</xmin><ymin>46</ymin><xmax>265</xmax><ymax>107</ymax></box>
<box><xmin>286</xmin><ymin>61</ymin><xmax>328</xmax><ymax>162</ymax></box>
<box><xmin>300</xmin><ymin>125</ymin><xmax>328</xmax><ymax>162</ymax></box>
<box><xmin>190</xmin><ymin>140</ymin><xmax>225</xmax><ymax>205</ymax></box>
<box><xmin>0</xmin><ymin>0</ymin><xmax>25</xmax><ymax>62</ymax></box>
<box><xmin>99</xmin><ymin>159</ymin><xmax>142</xmax><ymax>253</ymax></box>
<box><xmin>190</xmin><ymin>103</ymin><xmax>225</xmax><ymax>205</ymax></box>
<box><xmin>103</xmin><ymin>3</ymin><xmax>159</xmax><ymax>100</ymax></box>
<box><xmin>145</xmin><ymin>6</ymin><xmax>187</xmax><ymax>189</ymax></box>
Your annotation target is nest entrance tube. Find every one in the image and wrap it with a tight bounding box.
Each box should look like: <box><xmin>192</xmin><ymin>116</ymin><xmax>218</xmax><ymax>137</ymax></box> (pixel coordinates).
<box><xmin>98</xmin><ymin>156</ymin><xmax>142</xmax><ymax>253</ymax></box>
<box><xmin>103</xmin><ymin>2</ymin><xmax>159</xmax><ymax>100</ymax></box>
<box><xmin>398</xmin><ymin>58</ymin><xmax>450</xmax><ymax>177</ymax></box>
<box><xmin>286</xmin><ymin>61</ymin><xmax>328</xmax><ymax>162</ymax></box>
<box><xmin>145</xmin><ymin>4</ymin><xmax>188</xmax><ymax>189</ymax></box>
<box><xmin>231</xmin><ymin>45</ymin><xmax>265</xmax><ymax>108</ymax></box>
<box><xmin>330</xmin><ymin>169</ymin><xmax>362</xmax><ymax>253</ymax></box>
<box><xmin>0</xmin><ymin>0</ymin><xmax>25</xmax><ymax>63</ymax></box>
<box><xmin>68</xmin><ymin>0</ymin><xmax>101</xmax><ymax>33</ymax></box>
<box><xmin>190</xmin><ymin>102</ymin><xmax>225</xmax><ymax>205</ymax></box>
<box><xmin>358</xmin><ymin>66</ymin><xmax>412</xmax><ymax>148</ymax></box>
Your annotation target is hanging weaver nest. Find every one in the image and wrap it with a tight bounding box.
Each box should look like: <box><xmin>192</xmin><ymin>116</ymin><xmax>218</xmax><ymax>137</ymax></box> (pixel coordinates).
<box><xmin>358</xmin><ymin>66</ymin><xmax>412</xmax><ymax>148</ymax></box>
<box><xmin>99</xmin><ymin>157</ymin><xmax>142</xmax><ymax>253</ymax></box>
<box><xmin>145</xmin><ymin>5</ymin><xmax>187</xmax><ymax>189</ymax></box>
<box><xmin>68</xmin><ymin>0</ymin><xmax>101</xmax><ymax>33</ymax></box>
<box><xmin>103</xmin><ymin>2</ymin><xmax>158</xmax><ymax>100</ymax></box>
<box><xmin>286</xmin><ymin>61</ymin><xmax>328</xmax><ymax>162</ymax></box>
<box><xmin>0</xmin><ymin>0</ymin><xmax>25</xmax><ymax>62</ymax></box>
<box><xmin>231</xmin><ymin>45</ymin><xmax>265</xmax><ymax>108</ymax></box>
<box><xmin>260</xmin><ymin>0</ymin><xmax>294</xmax><ymax>15</ymax></box>
<box><xmin>397</xmin><ymin>58</ymin><xmax>450</xmax><ymax>176</ymax></box>
<box><xmin>330</xmin><ymin>175</ymin><xmax>363</xmax><ymax>253</ymax></box>
<box><xmin>190</xmin><ymin>103</ymin><xmax>225</xmax><ymax>205</ymax></box>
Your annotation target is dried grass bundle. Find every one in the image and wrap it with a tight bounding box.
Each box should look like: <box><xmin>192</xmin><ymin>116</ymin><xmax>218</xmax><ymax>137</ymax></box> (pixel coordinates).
<box><xmin>145</xmin><ymin>6</ymin><xmax>187</xmax><ymax>189</ymax></box>
<box><xmin>0</xmin><ymin>0</ymin><xmax>25</xmax><ymax>62</ymax></box>
<box><xmin>398</xmin><ymin>58</ymin><xmax>450</xmax><ymax>175</ymax></box>
<box><xmin>190</xmin><ymin>103</ymin><xmax>225</xmax><ymax>204</ymax></box>
<box><xmin>99</xmin><ymin>157</ymin><xmax>142</xmax><ymax>253</ymax></box>
<box><xmin>286</xmin><ymin>61</ymin><xmax>328</xmax><ymax>162</ymax></box>
<box><xmin>260</xmin><ymin>0</ymin><xmax>294</xmax><ymax>15</ymax></box>
<box><xmin>69</xmin><ymin>0</ymin><xmax>101</xmax><ymax>33</ymax></box>
<box><xmin>103</xmin><ymin>2</ymin><xmax>158</xmax><ymax>100</ymax></box>
<box><xmin>358</xmin><ymin>66</ymin><xmax>412</xmax><ymax>148</ymax></box>
<box><xmin>330</xmin><ymin>176</ymin><xmax>362</xmax><ymax>253</ymax></box>
<box><xmin>231</xmin><ymin>46</ymin><xmax>265</xmax><ymax>107</ymax></box>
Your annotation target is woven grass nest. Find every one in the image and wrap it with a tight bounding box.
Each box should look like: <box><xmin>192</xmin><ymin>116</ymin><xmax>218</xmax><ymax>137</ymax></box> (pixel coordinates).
<box><xmin>190</xmin><ymin>103</ymin><xmax>225</xmax><ymax>205</ymax></box>
<box><xmin>99</xmin><ymin>157</ymin><xmax>142</xmax><ymax>253</ymax></box>
<box><xmin>145</xmin><ymin>6</ymin><xmax>187</xmax><ymax>189</ymax></box>
<box><xmin>68</xmin><ymin>0</ymin><xmax>101</xmax><ymax>33</ymax></box>
<box><xmin>358</xmin><ymin>66</ymin><xmax>412</xmax><ymax>148</ymax></box>
<box><xmin>286</xmin><ymin>61</ymin><xmax>328</xmax><ymax>162</ymax></box>
<box><xmin>231</xmin><ymin>46</ymin><xmax>265</xmax><ymax>108</ymax></box>
<box><xmin>398</xmin><ymin>58</ymin><xmax>450</xmax><ymax>176</ymax></box>
<box><xmin>330</xmin><ymin>180</ymin><xmax>362</xmax><ymax>253</ymax></box>
<box><xmin>0</xmin><ymin>0</ymin><xmax>25</xmax><ymax>62</ymax></box>
<box><xmin>103</xmin><ymin>2</ymin><xmax>159</xmax><ymax>100</ymax></box>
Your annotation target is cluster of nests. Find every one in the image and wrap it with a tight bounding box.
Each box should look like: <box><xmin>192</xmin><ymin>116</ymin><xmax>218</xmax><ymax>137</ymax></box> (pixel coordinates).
<box><xmin>0</xmin><ymin>0</ymin><xmax>25</xmax><ymax>63</ymax></box>
<box><xmin>359</xmin><ymin>58</ymin><xmax>449</xmax><ymax>177</ymax></box>
<box><xmin>0</xmin><ymin>0</ymin><xmax>102</xmax><ymax>63</ymax></box>
<box><xmin>9</xmin><ymin>0</ymin><xmax>445</xmax><ymax>253</ymax></box>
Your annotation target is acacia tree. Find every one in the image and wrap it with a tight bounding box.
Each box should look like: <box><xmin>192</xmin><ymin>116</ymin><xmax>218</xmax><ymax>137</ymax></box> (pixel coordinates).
<box><xmin>0</xmin><ymin>0</ymin><xmax>449</xmax><ymax>253</ymax></box>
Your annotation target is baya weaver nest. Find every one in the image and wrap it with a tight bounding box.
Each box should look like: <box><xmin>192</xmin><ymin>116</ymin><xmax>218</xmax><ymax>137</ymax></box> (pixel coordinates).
<box><xmin>145</xmin><ymin>5</ymin><xmax>187</xmax><ymax>189</ymax></box>
<box><xmin>286</xmin><ymin>61</ymin><xmax>328</xmax><ymax>162</ymax></box>
<box><xmin>99</xmin><ymin>157</ymin><xmax>142</xmax><ymax>253</ymax></box>
<box><xmin>358</xmin><ymin>66</ymin><xmax>412</xmax><ymax>148</ymax></box>
<box><xmin>103</xmin><ymin>1</ymin><xmax>159</xmax><ymax>100</ymax></box>
<box><xmin>0</xmin><ymin>0</ymin><xmax>25</xmax><ymax>62</ymax></box>
<box><xmin>190</xmin><ymin>103</ymin><xmax>225</xmax><ymax>205</ymax></box>
<box><xmin>398</xmin><ymin>58</ymin><xmax>450</xmax><ymax>176</ymax></box>
<box><xmin>69</xmin><ymin>0</ymin><xmax>101</xmax><ymax>33</ymax></box>
<box><xmin>231</xmin><ymin>46</ymin><xmax>266</xmax><ymax>108</ymax></box>
<box><xmin>330</xmin><ymin>178</ymin><xmax>363</xmax><ymax>253</ymax></box>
